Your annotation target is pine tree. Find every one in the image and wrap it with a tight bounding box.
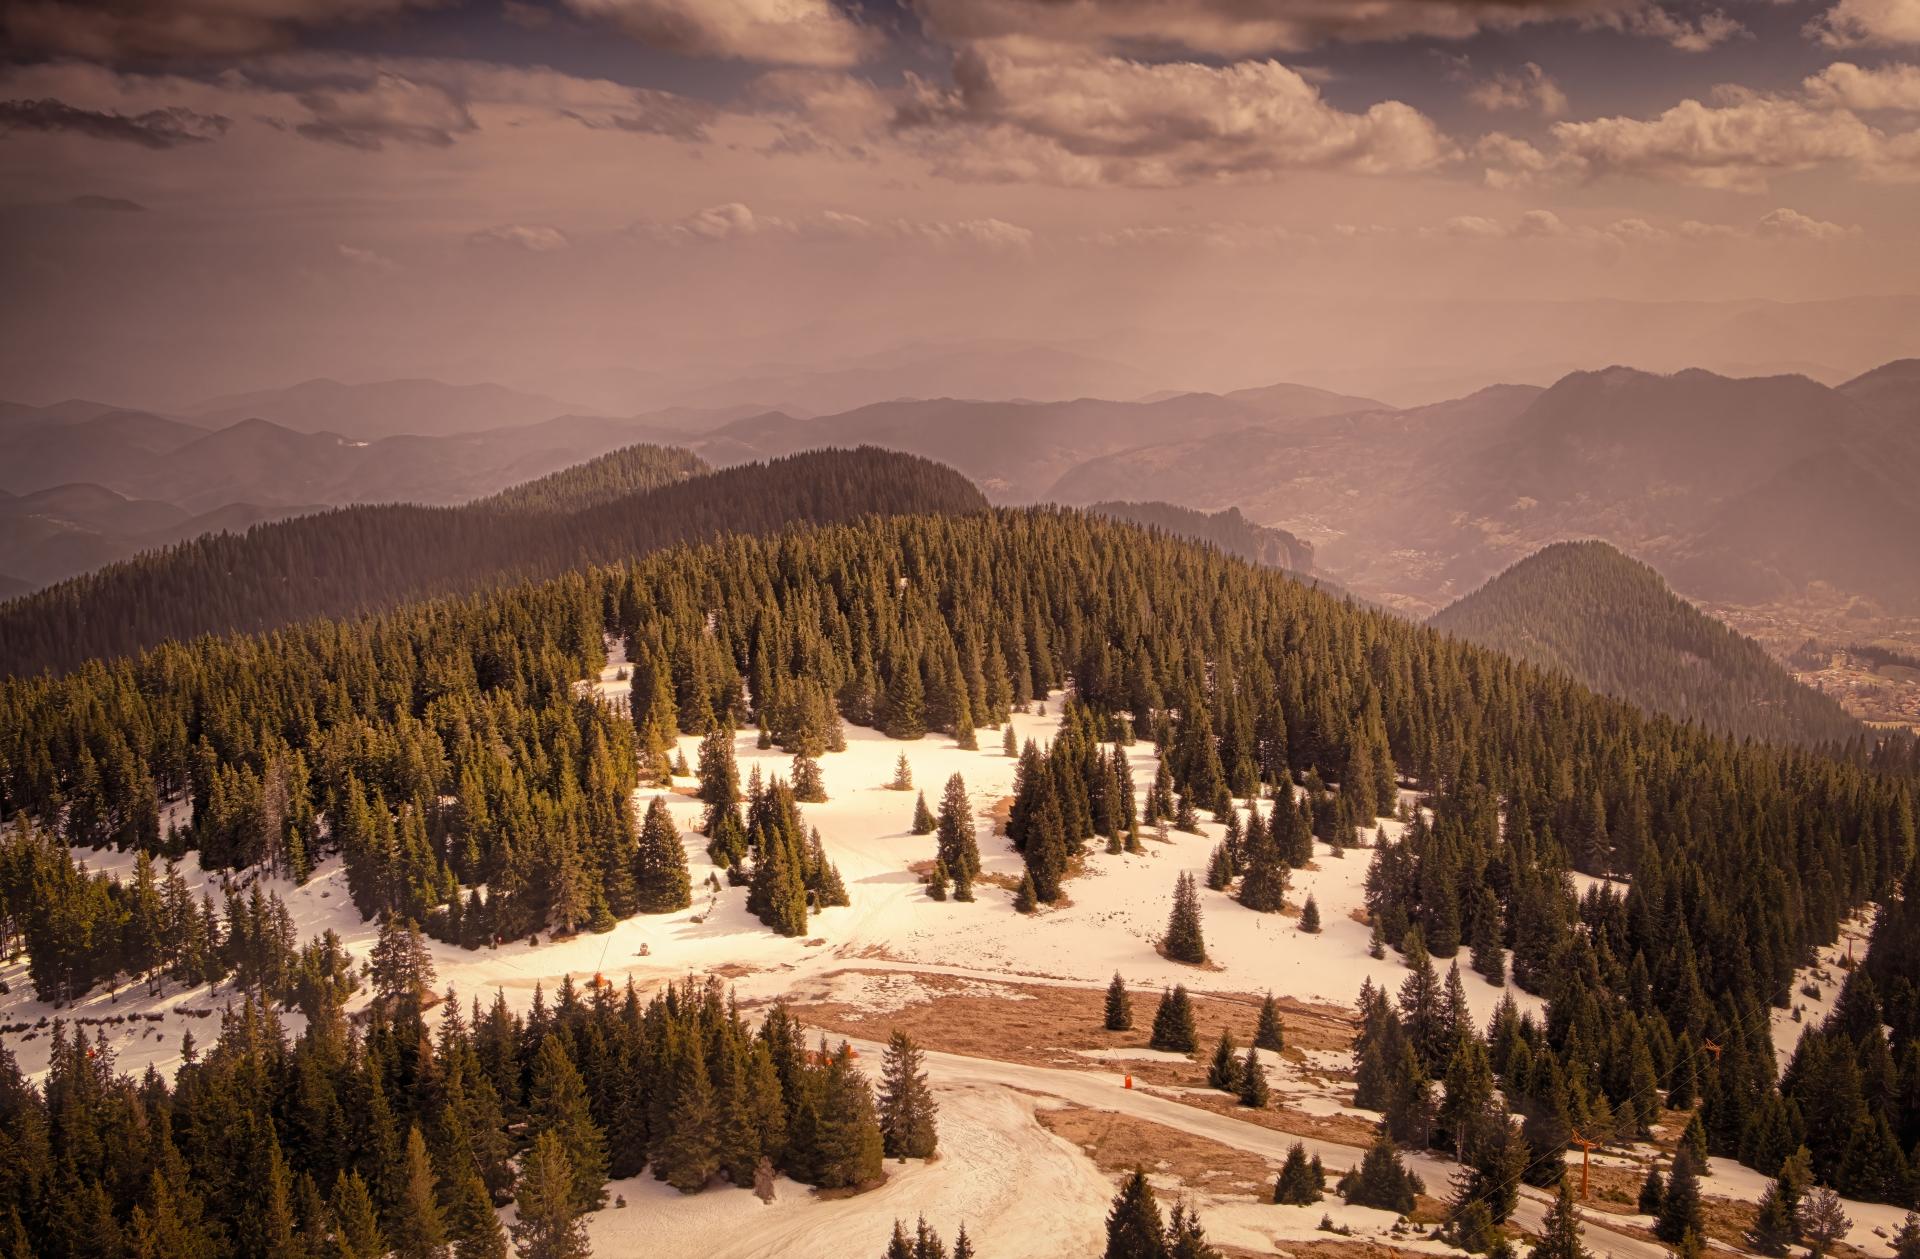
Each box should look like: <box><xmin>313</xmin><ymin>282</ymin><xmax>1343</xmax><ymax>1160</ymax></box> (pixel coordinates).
<box><xmin>634</xmin><ymin>796</ymin><xmax>691</xmax><ymax>912</ymax></box>
<box><xmin>911</xmin><ymin>793</ymin><xmax>935</xmax><ymax>835</ymax></box>
<box><xmin>927</xmin><ymin>859</ymin><xmax>950</xmax><ymax>901</ymax></box>
<box><xmin>1166</xmin><ymin>1201</ymin><xmax>1218</xmax><ymax>1259</ymax></box>
<box><xmin>1299</xmin><ymin>894</ymin><xmax>1321</xmax><ymax>933</ymax></box>
<box><xmin>1254</xmin><ymin>994</ymin><xmax>1284</xmax><ymax>1052</ymax></box>
<box><xmin>1013</xmin><ymin>872</ymin><xmax>1038</xmax><ymax>914</ymax></box>
<box><xmin>1207</xmin><ymin>1030</ymin><xmax>1240</xmax><ymax>1092</ymax></box>
<box><xmin>1654</xmin><ymin>1150</ymin><xmax>1703</xmax><ymax>1244</ymax></box>
<box><xmin>1104</xmin><ymin>1169</ymin><xmax>1169</xmax><ymax>1259</ymax></box>
<box><xmin>879</xmin><ymin>1031</ymin><xmax>939</xmax><ymax>1161</ymax></box>
<box><xmin>1637</xmin><ymin>1168</ymin><xmax>1664</xmax><ymax>1218</ymax></box>
<box><xmin>1273</xmin><ymin>1144</ymin><xmax>1320</xmax><ymax>1205</ymax></box>
<box><xmin>331</xmin><ymin>1171</ymin><xmax>384</xmax><ymax>1259</ymax></box>
<box><xmin>1888</xmin><ymin>1211</ymin><xmax>1920</xmax><ymax>1259</ymax></box>
<box><xmin>1338</xmin><ymin>1135</ymin><xmax>1423</xmax><ymax>1214</ymax></box>
<box><xmin>1164</xmin><ymin>872</ymin><xmax>1207</xmax><ymax>964</ymax></box>
<box><xmin>891</xmin><ymin>754</ymin><xmax>914</xmax><ymax>791</ymax></box>
<box><xmin>448</xmin><ymin>1171</ymin><xmax>509</xmax><ymax>1259</ymax></box>
<box><xmin>510</xmin><ymin>1132</ymin><xmax>591</xmax><ymax>1259</ymax></box>
<box><xmin>656</xmin><ymin>1050</ymin><xmax>719</xmax><ymax>1193</ymax></box>
<box><xmin>392</xmin><ymin>1126</ymin><xmax>449</xmax><ymax>1259</ymax></box>
<box><xmin>1528</xmin><ymin>1181</ymin><xmax>1589</xmax><ymax>1259</ymax></box>
<box><xmin>1149</xmin><ymin>986</ymin><xmax>1198</xmax><ymax>1054</ymax></box>
<box><xmin>1747</xmin><ymin>1174</ymin><xmax>1798</xmax><ymax>1257</ymax></box>
<box><xmin>1237</xmin><ymin>1045</ymin><xmax>1268</xmax><ymax>1108</ymax></box>
<box><xmin>1799</xmin><ymin>1186</ymin><xmax>1851</xmax><ymax>1259</ymax></box>
<box><xmin>1105</xmin><ymin>973</ymin><xmax>1134</xmax><ymax>1031</ymax></box>
<box><xmin>935</xmin><ymin>775</ymin><xmax>979</xmax><ymax>881</ymax></box>
<box><xmin>792</xmin><ymin>754</ymin><xmax>826</xmax><ymax>803</ymax></box>
<box><xmin>528</xmin><ymin>1035</ymin><xmax>609</xmax><ymax>1213</ymax></box>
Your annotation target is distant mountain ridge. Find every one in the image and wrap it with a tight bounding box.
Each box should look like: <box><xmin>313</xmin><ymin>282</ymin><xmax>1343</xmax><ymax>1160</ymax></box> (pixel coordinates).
<box><xmin>185</xmin><ymin>377</ymin><xmax>592</xmax><ymax>440</ymax></box>
<box><xmin>1430</xmin><ymin>540</ymin><xmax>1861</xmax><ymax>746</ymax></box>
<box><xmin>1087</xmin><ymin>501</ymin><xmax>1314</xmax><ymax>576</ymax></box>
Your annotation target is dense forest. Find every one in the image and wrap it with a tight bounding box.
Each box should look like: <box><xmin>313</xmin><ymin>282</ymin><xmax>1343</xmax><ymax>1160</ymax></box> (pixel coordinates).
<box><xmin>1</xmin><ymin>506</ymin><xmax>1918</xmax><ymax>1254</ymax></box>
<box><xmin>474</xmin><ymin>445</ymin><xmax>707</xmax><ymax>514</ymax></box>
<box><xmin>1086</xmin><ymin>502</ymin><xmax>1315</xmax><ymax>576</ymax></box>
<box><xmin>1429</xmin><ymin>540</ymin><xmax>1861</xmax><ymax>746</ymax></box>
<box><xmin>0</xmin><ymin>448</ymin><xmax>986</xmax><ymax>677</ymax></box>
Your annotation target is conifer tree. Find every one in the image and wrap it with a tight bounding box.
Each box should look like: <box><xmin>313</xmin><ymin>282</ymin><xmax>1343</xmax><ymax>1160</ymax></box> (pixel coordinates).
<box><xmin>1799</xmin><ymin>1186</ymin><xmax>1851</xmax><ymax>1259</ymax></box>
<box><xmin>1166</xmin><ymin>1200</ymin><xmax>1219</xmax><ymax>1259</ymax></box>
<box><xmin>332</xmin><ymin>1172</ymin><xmax>384</xmax><ymax>1259</ymax></box>
<box><xmin>1105</xmin><ymin>973</ymin><xmax>1134</xmax><ymax>1031</ymax></box>
<box><xmin>1637</xmin><ymin>1168</ymin><xmax>1664</xmax><ymax>1218</ymax></box>
<box><xmin>1338</xmin><ymin>1135</ymin><xmax>1423</xmax><ymax>1214</ymax></box>
<box><xmin>510</xmin><ymin>1132</ymin><xmax>591</xmax><ymax>1259</ymax></box>
<box><xmin>1237</xmin><ymin>1045</ymin><xmax>1268</xmax><ymax>1108</ymax></box>
<box><xmin>792</xmin><ymin>754</ymin><xmax>826</xmax><ymax>803</ymax></box>
<box><xmin>1104</xmin><ymin>1169</ymin><xmax>1168</xmax><ymax>1259</ymax></box>
<box><xmin>1164</xmin><ymin>872</ymin><xmax>1207</xmax><ymax>964</ymax></box>
<box><xmin>528</xmin><ymin>1035</ymin><xmax>609</xmax><ymax>1213</ymax></box>
<box><xmin>1299</xmin><ymin>894</ymin><xmax>1321</xmax><ymax>933</ymax></box>
<box><xmin>393</xmin><ymin>1126</ymin><xmax>449</xmax><ymax>1259</ymax></box>
<box><xmin>449</xmin><ymin>1171</ymin><xmax>509</xmax><ymax>1259</ymax></box>
<box><xmin>1013</xmin><ymin>872</ymin><xmax>1038</xmax><ymax>914</ymax></box>
<box><xmin>1150</xmin><ymin>986</ymin><xmax>1197</xmax><ymax>1054</ymax></box>
<box><xmin>1254</xmin><ymin>994</ymin><xmax>1285</xmax><ymax>1052</ymax></box>
<box><xmin>1207</xmin><ymin>1029</ymin><xmax>1240</xmax><ymax>1092</ymax></box>
<box><xmin>1888</xmin><ymin>1211</ymin><xmax>1920</xmax><ymax>1259</ymax></box>
<box><xmin>879</xmin><ymin>1031</ymin><xmax>939</xmax><ymax>1161</ymax></box>
<box><xmin>891</xmin><ymin>754</ymin><xmax>913</xmax><ymax>791</ymax></box>
<box><xmin>935</xmin><ymin>775</ymin><xmax>979</xmax><ymax>882</ymax></box>
<box><xmin>1528</xmin><ymin>1182</ymin><xmax>1589</xmax><ymax>1259</ymax></box>
<box><xmin>1747</xmin><ymin>1171</ymin><xmax>1799</xmax><ymax>1257</ymax></box>
<box><xmin>953</xmin><ymin>1222</ymin><xmax>975</xmax><ymax>1259</ymax></box>
<box><xmin>911</xmin><ymin>793</ymin><xmax>935</xmax><ymax>835</ymax></box>
<box><xmin>634</xmin><ymin>796</ymin><xmax>691</xmax><ymax>912</ymax></box>
<box><xmin>1654</xmin><ymin>1151</ymin><xmax>1703</xmax><ymax>1244</ymax></box>
<box><xmin>1273</xmin><ymin>1144</ymin><xmax>1320</xmax><ymax>1205</ymax></box>
<box><xmin>927</xmin><ymin>860</ymin><xmax>950</xmax><ymax>901</ymax></box>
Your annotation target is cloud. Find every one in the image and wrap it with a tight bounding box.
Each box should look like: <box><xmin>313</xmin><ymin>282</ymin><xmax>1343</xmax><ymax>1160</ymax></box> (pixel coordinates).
<box><xmin>909</xmin><ymin>0</ymin><xmax>1741</xmax><ymax>55</ymax></box>
<box><xmin>1</xmin><ymin>0</ymin><xmax>444</xmax><ymax>60</ymax></box>
<box><xmin>889</xmin><ymin>48</ymin><xmax>1456</xmax><ymax>187</ymax></box>
<box><xmin>1479</xmin><ymin>86</ymin><xmax>1920</xmax><ymax>190</ymax></box>
<box><xmin>1755</xmin><ymin>206</ymin><xmax>1859</xmax><ymax>239</ymax></box>
<box><xmin>289</xmin><ymin>72</ymin><xmax>475</xmax><ymax>150</ymax></box>
<box><xmin>1804</xmin><ymin>61</ymin><xmax>1920</xmax><ymax>111</ymax></box>
<box><xmin>1465</xmin><ymin>63</ymin><xmax>1569</xmax><ymax>117</ymax></box>
<box><xmin>1809</xmin><ymin>0</ymin><xmax>1920</xmax><ymax>47</ymax></box>
<box><xmin>636</xmin><ymin>202</ymin><xmax>1036</xmax><ymax>249</ymax></box>
<box><xmin>336</xmin><ymin>243</ymin><xmax>398</xmax><ymax>270</ymax></box>
<box><xmin>563</xmin><ymin>0</ymin><xmax>882</xmax><ymax>66</ymax></box>
<box><xmin>468</xmin><ymin>223</ymin><xmax>571</xmax><ymax>251</ymax></box>
<box><xmin>0</xmin><ymin>96</ymin><xmax>229</xmax><ymax>148</ymax></box>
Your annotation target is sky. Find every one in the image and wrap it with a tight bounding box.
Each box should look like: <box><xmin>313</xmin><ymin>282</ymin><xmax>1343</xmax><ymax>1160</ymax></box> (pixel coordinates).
<box><xmin>2</xmin><ymin>0</ymin><xmax>1919</xmax><ymax>406</ymax></box>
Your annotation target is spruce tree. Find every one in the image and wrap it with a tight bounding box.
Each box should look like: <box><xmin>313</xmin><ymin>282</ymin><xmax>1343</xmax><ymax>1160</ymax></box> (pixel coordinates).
<box><xmin>1013</xmin><ymin>872</ymin><xmax>1038</xmax><ymax>914</ymax></box>
<box><xmin>510</xmin><ymin>1132</ymin><xmax>591</xmax><ymax>1259</ymax></box>
<box><xmin>1164</xmin><ymin>872</ymin><xmax>1207</xmax><ymax>964</ymax></box>
<box><xmin>1299</xmin><ymin>894</ymin><xmax>1321</xmax><ymax>933</ymax></box>
<box><xmin>1105</xmin><ymin>973</ymin><xmax>1134</xmax><ymax>1031</ymax></box>
<box><xmin>935</xmin><ymin>775</ymin><xmax>979</xmax><ymax>881</ymax></box>
<box><xmin>528</xmin><ymin>1035</ymin><xmax>609</xmax><ymax>1213</ymax></box>
<box><xmin>1273</xmin><ymin>1144</ymin><xmax>1320</xmax><ymax>1205</ymax></box>
<box><xmin>1338</xmin><ymin>1135</ymin><xmax>1423</xmax><ymax>1214</ymax></box>
<box><xmin>1166</xmin><ymin>1201</ymin><xmax>1218</xmax><ymax>1259</ymax></box>
<box><xmin>1207</xmin><ymin>1030</ymin><xmax>1240</xmax><ymax>1092</ymax></box>
<box><xmin>1237</xmin><ymin>1045</ymin><xmax>1268</xmax><ymax>1108</ymax></box>
<box><xmin>879</xmin><ymin>1031</ymin><xmax>939</xmax><ymax>1161</ymax></box>
<box><xmin>393</xmin><ymin>1126</ymin><xmax>449</xmax><ymax>1259</ymax></box>
<box><xmin>911</xmin><ymin>792</ymin><xmax>936</xmax><ymax>835</ymax></box>
<box><xmin>1104</xmin><ymin>1169</ymin><xmax>1168</xmax><ymax>1259</ymax></box>
<box><xmin>1747</xmin><ymin>1174</ymin><xmax>1798</xmax><ymax>1256</ymax></box>
<box><xmin>1799</xmin><ymin>1186</ymin><xmax>1851</xmax><ymax>1259</ymax></box>
<box><xmin>331</xmin><ymin>1172</ymin><xmax>384</xmax><ymax>1259</ymax></box>
<box><xmin>1528</xmin><ymin>1181</ymin><xmax>1589</xmax><ymax>1259</ymax></box>
<box><xmin>1636</xmin><ymin>1168</ymin><xmax>1664</xmax><ymax>1217</ymax></box>
<box><xmin>1253</xmin><ymin>994</ymin><xmax>1284</xmax><ymax>1052</ymax></box>
<box><xmin>1654</xmin><ymin>1150</ymin><xmax>1703</xmax><ymax>1244</ymax></box>
<box><xmin>1888</xmin><ymin>1211</ymin><xmax>1920</xmax><ymax>1259</ymax></box>
<box><xmin>891</xmin><ymin>754</ymin><xmax>913</xmax><ymax>791</ymax></box>
<box><xmin>1150</xmin><ymin>986</ymin><xmax>1198</xmax><ymax>1054</ymax></box>
<box><xmin>634</xmin><ymin>796</ymin><xmax>691</xmax><ymax>912</ymax></box>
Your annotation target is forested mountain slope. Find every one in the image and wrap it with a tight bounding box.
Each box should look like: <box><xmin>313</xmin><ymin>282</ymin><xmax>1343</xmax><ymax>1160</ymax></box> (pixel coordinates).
<box><xmin>473</xmin><ymin>443</ymin><xmax>706</xmax><ymax>512</ymax></box>
<box><xmin>0</xmin><ymin>447</ymin><xmax>983</xmax><ymax>676</ymax></box>
<box><xmin>1430</xmin><ymin>541</ymin><xmax>1861</xmax><ymax>746</ymax></box>
<box><xmin>1</xmin><ymin>507</ymin><xmax>1917</xmax><ymax>1253</ymax></box>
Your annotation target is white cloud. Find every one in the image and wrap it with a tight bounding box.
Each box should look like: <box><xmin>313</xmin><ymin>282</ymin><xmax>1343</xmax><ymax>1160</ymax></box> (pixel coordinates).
<box><xmin>468</xmin><ymin>223</ymin><xmax>571</xmax><ymax>251</ymax></box>
<box><xmin>563</xmin><ymin>0</ymin><xmax>881</xmax><ymax>66</ymax></box>
<box><xmin>891</xmin><ymin>49</ymin><xmax>1456</xmax><ymax>187</ymax></box>
<box><xmin>1465</xmin><ymin>63</ymin><xmax>1570</xmax><ymax>117</ymax></box>
<box><xmin>0</xmin><ymin>0</ymin><xmax>444</xmax><ymax>59</ymax></box>
<box><xmin>336</xmin><ymin>243</ymin><xmax>399</xmax><ymax>270</ymax></box>
<box><xmin>1809</xmin><ymin>0</ymin><xmax>1920</xmax><ymax>47</ymax></box>
<box><xmin>1804</xmin><ymin>61</ymin><xmax>1920</xmax><ymax>110</ymax></box>
<box><xmin>1755</xmin><ymin>206</ymin><xmax>1860</xmax><ymax>239</ymax></box>
<box><xmin>636</xmin><ymin>203</ymin><xmax>1035</xmax><ymax>249</ymax></box>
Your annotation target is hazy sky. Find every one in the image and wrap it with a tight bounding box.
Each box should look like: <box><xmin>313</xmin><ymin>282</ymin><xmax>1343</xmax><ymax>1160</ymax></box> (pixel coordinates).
<box><xmin>3</xmin><ymin>0</ymin><xmax>1919</xmax><ymax>405</ymax></box>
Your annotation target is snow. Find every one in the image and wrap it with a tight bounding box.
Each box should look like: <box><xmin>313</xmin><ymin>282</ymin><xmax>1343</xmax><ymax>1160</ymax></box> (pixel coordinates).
<box><xmin>6</xmin><ymin>680</ymin><xmax>1898</xmax><ymax>1257</ymax></box>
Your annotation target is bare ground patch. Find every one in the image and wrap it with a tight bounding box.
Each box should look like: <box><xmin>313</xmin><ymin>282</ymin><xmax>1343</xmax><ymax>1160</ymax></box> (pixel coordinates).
<box><xmin>1034</xmin><ymin>1102</ymin><xmax>1277</xmax><ymax>1200</ymax></box>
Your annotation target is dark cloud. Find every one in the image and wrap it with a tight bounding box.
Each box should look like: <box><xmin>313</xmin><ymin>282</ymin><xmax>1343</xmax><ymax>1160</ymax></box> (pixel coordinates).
<box><xmin>0</xmin><ymin>97</ymin><xmax>229</xmax><ymax>148</ymax></box>
<box><xmin>1</xmin><ymin>0</ymin><xmax>445</xmax><ymax>60</ymax></box>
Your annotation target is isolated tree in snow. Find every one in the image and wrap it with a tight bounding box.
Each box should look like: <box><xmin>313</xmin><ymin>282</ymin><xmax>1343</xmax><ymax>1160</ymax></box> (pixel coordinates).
<box><xmin>1299</xmin><ymin>893</ymin><xmax>1321</xmax><ymax>933</ymax></box>
<box><xmin>1164</xmin><ymin>872</ymin><xmax>1207</xmax><ymax>964</ymax></box>
<box><xmin>935</xmin><ymin>774</ymin><xmax>979</xmax><ymax>881</ymax></box>
<box><xmin>1149</xmin><ymin>985</ymin><xmax>1198</xmax><ymax>1054</ymax></box>
<box><xmin>1254</xmin><ymin>994</ymin><xmax>1285</xmax><ymax>1052</ymax></box>
<box><xmin>1798</xmin><ymin>1187</ymin><xmax>1851</xmax><ymax>1259</ymax></box>
<box><xmin>910</xmin><ymin>791</ymin><xmax>935</xmax><ymax>835</ymax></box>
<box><xmin>791</xmin><ymin>754</ymin><xmax>826</xmax><ymax>803</ymax></box>
<box><xmin>510</xmin><ymin>1132</ymin><xmax>590</xmax><ymax>1259</ymax></box>
<box><xmin>1237</xmin><ymin>819</ymin><xmax>1287</xmax><ymax>913</ymax></box>
<box><xmin>1105</xmin><ymin>972</ymin><xmax>1134</xmax><ymax>1031</ymax></box>
<box><xmin>879</xmin><ymin>1031</ymin><xmax>939</xmax><ymax>1161</ymax></box>
<box><xmin>370</xmin><ymin>914</ymin><xmax>436</xmax><ymax>1012</ymax></box>
<box><xmin>634</xmin><ymin>795</ymin><xmax>691</xmax><ymax>912</ymax></box>
<box><xmin>927</xmin><ymin>859</ymin><xmax>950</xmax><ymax>901</ymax></box>
<box><xmin>890</xmin><ymin>754</ymin><xmax>913</xmax><ymax>790</ymax></box>
<box><xmin>1013</xmin><ymin>872</ymin><xmax>1038</xmax><ymax>913</ymax></box>
<box><xmin>1104</xmin><ymin>1168</ymin><xmax>1168</xmax><ymax>1259</ymax></box>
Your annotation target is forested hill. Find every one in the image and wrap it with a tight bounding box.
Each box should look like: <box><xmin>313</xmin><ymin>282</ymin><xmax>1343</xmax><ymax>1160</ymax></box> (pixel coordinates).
<box><xmin>3</xmin><ymin>508</ymin><xmax>1918</xmax><ymax>1247</ymax></box>
<box><xmin>475</xmin><ymin>443</ymin><xmax>707</xmax><ymax>512</ymax></box>
<box><xmin>0</xmin><ymin>447</ymin><xmax>984</xmax><ymax>677</ymax></box>
<box><xmin>1429</xmin><ymin>540</ymin><xmax>1859</xmax><ymax>746</ymax></box>
<box><xmin>1087</xmin><ymin>501</ymin><xmax>1315</xmax><ymax>575</ymax></box>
